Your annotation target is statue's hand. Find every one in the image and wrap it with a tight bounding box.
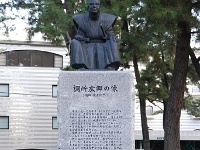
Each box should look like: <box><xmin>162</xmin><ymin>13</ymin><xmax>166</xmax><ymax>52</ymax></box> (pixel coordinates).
<box><xmin>75</xmin><ymin>35</ymin><xmax>89</xmax><ymax>42</ymax></box>
<box><xmin>108</xmin><ymin>36</ymin><xmax>118</xmax><ymax>42</ymax></box>
<box><xmin>75</xmin><ymin>35</ymin><xmax>83</xmax><ymax>40</ymax></box>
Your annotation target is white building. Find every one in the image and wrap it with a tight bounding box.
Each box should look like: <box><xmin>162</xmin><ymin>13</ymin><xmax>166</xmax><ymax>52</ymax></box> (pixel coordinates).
<box><xmin>0</xmin><ymin>40</ymin><xmax>69</xmax><ymax>150</ymax></box>
<box><xmin>0</xmin><ymin>41</ymin><xmax>200</xmax><ymax>150</ymax></box>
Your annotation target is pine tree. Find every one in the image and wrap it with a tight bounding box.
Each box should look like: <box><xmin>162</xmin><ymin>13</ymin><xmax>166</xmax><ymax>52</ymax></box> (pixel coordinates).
<box><xmin>129</xmin><ymin>0</ymin><xmax>200</xmax><ymax>149</ymax></box>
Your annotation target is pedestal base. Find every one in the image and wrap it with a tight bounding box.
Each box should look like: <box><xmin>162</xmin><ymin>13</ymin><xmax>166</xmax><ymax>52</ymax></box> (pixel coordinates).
<box><xmin>57</xmin><ymin>71</ymin><xmax>135</xmax><ymax>150</ymax></box>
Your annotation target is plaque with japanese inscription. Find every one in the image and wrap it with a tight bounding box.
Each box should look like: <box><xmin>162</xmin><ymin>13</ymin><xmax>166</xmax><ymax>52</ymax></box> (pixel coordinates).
<box><xmin>57</xmin><ymin>71</ymin><xmax>134</xmax><ymax>150</ymax></box>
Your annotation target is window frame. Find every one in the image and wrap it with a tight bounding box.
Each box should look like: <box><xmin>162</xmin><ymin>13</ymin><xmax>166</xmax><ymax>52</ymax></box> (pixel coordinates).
<box><xmin>0</xmin><ymin>84</ymin><xmax>9</xmax><ymax>97</ymax></box>
<box><xmin>41</xmin><ymin>51</ymin><xmax>54</xmax><ymax>67</ymax></box>
<box><xmin>146</xmin><ymin>105</ymin><xmax>153</xmax><ymax>116</ymax></box>
<box><xmin>0</xmin><ymin>52</ymin><xmax>6</xmax><ymax>66</ymax></box>
<box><xmin>0</xmin><ymin>116</ymin><xmax>9</xmax><ymax>129</ymax></box>
<box><xmin>52</xmin><ymin>85</ymin><xmax>58</xmax><ymax>98</ymax></box>
<box><xmin>52</xmin><ymin>117</ymin><xmax>58</xmax><ymax>129</ymax></box>
<box><xmin>2</xmin><ymin>50</ymin><xmax>63</xmax><ymax>68</ymax></box>
<box><xmin>7</xmin><ymin>50</ymin><xmax>19</xmax><ymax>66</ymax></box>
<box><xmin>19</xmin><ymin>50</ymin><xmax>31</xmax><ymax>66</ymax></box>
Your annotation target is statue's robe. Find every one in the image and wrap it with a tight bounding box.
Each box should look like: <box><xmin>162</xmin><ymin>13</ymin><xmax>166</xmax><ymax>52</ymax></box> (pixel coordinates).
<box><xmin>70</xmin><ymin>12</ymin><xmax>120</xmax><ymax>70</ymax></box>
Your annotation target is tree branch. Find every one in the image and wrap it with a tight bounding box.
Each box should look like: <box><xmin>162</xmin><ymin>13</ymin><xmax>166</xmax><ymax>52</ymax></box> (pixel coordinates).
<box><xmin>189</xmin><ymin>48</ymin><xmax>200</xmax><ymax>80</ymax></box>
<box><xmin>191</xmin><ymin>30</ymin><xmax>200</xmax><ymax>34</ymax></box>
<box><xmin>148</xmin><ymin>99</ymin><xmax>163</xmax><ymax>110</ymax></box>
<box><xmin>192</xmin><ymin>1</ymin><xmax>200</xmax><ymax>8</ymax></box>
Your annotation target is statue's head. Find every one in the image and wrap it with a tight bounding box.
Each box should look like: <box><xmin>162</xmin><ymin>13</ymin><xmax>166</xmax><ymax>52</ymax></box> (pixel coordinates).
<box><xmin>88</xmin><ymin>0</ymin><xmax>100</xmax><ymax>15</ymax></box>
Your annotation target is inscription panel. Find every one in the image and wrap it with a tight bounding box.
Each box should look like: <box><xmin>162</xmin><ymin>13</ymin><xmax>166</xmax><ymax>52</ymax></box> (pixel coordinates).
<box><xmin>58</xmin><ymin>71</ymin><xmax>134</xmax><ymax>150</ymax></box>
<box><xmin>69</xmin><ymin>109</ymin><xmax>122</xmax><ymax>150</ymax></box>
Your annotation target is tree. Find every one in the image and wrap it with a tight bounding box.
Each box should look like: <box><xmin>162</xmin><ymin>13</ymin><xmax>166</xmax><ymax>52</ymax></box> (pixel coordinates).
<box><xmin>0</xmin><ymin>2</ymin><xmax>16</xmax><ymax>36</ymax></box>
<box><xmin>105</xmin><ymin>1</ymin><xmax>151</xmax><ymax>149</ymax></box>
<box><xmin>133</xmin><ymin>54</ymin><xmax>151</xmax><ymax>150</ymax></box>
<box><xmin>129</xmin><ymin>0</ymin><xmax>200</xmax><ymax>149</ymax></box>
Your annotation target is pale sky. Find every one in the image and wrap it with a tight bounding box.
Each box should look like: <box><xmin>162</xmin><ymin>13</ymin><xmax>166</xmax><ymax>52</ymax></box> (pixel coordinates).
<box><xmin>0</xmin><ymin>5</ymin><xmax>43</xmax><ymax>42</ymax></box>
<box><xmin>0</xmin><ymin>18</ymin><xmax>43</xmax><ymax>41</ymax></box>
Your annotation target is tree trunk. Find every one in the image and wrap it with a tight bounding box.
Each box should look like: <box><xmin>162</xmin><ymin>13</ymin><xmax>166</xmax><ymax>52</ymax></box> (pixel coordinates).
<box><xmin>163</xmin><ymin>100</ymin><xmax>167</xmax><ymax>130</ymax></box>
<box><xmin>160</xmin><ymin>47</ymin><xmax>169</xmax><ymax>130</ymax></box>
<box><xmin>164</xmin><ymin>19</ymin><xmax>190</xmax><ymax>150</ymax></box>
<box><xmin>133</xmin><ymin>54</ymin><xmax>150</xmax><ymax>150</ymax></box>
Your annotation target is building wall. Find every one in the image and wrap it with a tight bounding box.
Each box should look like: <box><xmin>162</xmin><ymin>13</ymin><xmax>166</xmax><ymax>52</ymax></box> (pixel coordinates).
<box><xmin>0</xmin><ymin>67</ymin><xmax>59</xmax><ymax>150</ymax></box>
<box><xmin>0</xmin><ymin>42</ymin><xmax>69</xmax><ymax>150</ymax></box>
<box><xmin>135</xmin><ymin>109</ymin><xmax>200</xmax><ymax>141</ymax></box>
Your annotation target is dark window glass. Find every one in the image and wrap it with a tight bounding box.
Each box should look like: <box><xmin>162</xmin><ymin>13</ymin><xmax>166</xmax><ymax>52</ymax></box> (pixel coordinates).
<box><xmin>146</xmin><ymin>106</ymin><xmax>153</xmax><ymax>115</ymax></box>
<box><xmin>5</xmin><ymin>50</ymin><xmax>62</xmax><ymax>68</ymax></box>
<box><xmin>0</xmin><ymin>116</ymin><xmax>9</xmax><ymax>129</ymax></box>
<box><xmin>52</xmin><ymin>117</ymin><xmax>58</xmax><ymax>129</ymax></box>
<box><xmin>42</xmin><ymin>52</ymin><xmax>54</xmax><ymax>67</ymax></box>
<box><xmin>7</xmin><ymin>51</ymin><xmax>19</xmax><ymax>66</ymax></box>
<box><xmin>19</xmin><ymin>51</ymin><xmax>30</xmax><ymax>66</ymax></box>
<box><xmin>0</xmin><ymin>84</ymin><xmax>9</xmax><ymax>97</ymax></box>
<box><xmin>150</xmin><ymin>140</ymin><xmax>164</xmax><ymax>150</ymax></box>
<box><xmin>32</xmin><ymin>51</ymin><xmax>42</xmax><ymax>67</ymax></box>
<box><xmin>135</xmin><ymin>140</ymin><xmax>143</xmax><ymax>149</ymax></box>
<box><xmin>52</xmin><ymin>85</ymin><xmax>57</xmax><ymax>97</ymax></box>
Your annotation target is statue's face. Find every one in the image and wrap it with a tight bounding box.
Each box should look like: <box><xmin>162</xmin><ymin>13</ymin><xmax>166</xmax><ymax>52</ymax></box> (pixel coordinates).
<box><xmin>88</xmin><ymin>0</ymin><xmax>100</xmax><ymax>14</ymax></box>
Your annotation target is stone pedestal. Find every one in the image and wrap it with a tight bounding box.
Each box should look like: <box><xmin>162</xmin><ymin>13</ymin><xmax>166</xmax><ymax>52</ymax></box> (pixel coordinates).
<box><xmin>57</xmin><ymin>71</ymin><xmax>135</xmax><ymax>150</ymax></box>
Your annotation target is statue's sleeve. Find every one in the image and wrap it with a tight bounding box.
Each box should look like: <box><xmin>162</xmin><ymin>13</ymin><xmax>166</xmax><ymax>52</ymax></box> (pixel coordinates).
<box><xmin>72</xmin><ymin>14</ymin><xmax>87</xmax><ymax>38</ymax></box>
<box><xmin>106</xmin><ymin>25</ymin><xmax>115</xmax><ymax>38</ymax></box>
<box><xmin>75</xmin><ymin>27</ymin><xmax>86</xmax><ymax>38</ymax></box>
<box><xmin>101</xmin><ymin>13</ymin><xmax>117</xmax><ymax>38</ymax></box>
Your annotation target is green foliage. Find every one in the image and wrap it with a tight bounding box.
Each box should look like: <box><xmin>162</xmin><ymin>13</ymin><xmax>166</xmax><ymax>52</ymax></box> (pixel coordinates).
<box><xmin>32</xmin><ymin>1</ymin><xmax>70</xmax><ymax>44</ymax></box>
<box><xmin>140</xmin><ymin>56</ymin><xmax>172</xmax><ymax>103</ymax></box>
<box><xmin>187</xmin><ymin>60</ymin><xmax>200</xmax><ymax>84</ymax></box>
<box><xmin>0</xmin><ymin>4</ymin><xmax>16</xmax><ymax>36</ymax></box>
<box><xmin>125</xmin><ymin>0</ymin><xmax>200</xmax><ymax>107</ymax></box>
<box><xmin>61</xmin><ymin>65</ymin><xmax>75</xmax><ymax>71</ymax></box>
<box><xmin>184</xmin><ymin>97</ymin><xmax>200</xmax><ymax>117</ymax></box>
<box><xmin>9</xmin><ymin>0</ymin><xmax>88</xmax><ymax>45</ymax></box>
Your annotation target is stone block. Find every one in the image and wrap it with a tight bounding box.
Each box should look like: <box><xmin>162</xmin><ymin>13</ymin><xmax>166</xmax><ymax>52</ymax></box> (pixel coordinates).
<box><xmin>57</xmin><ymin>71</ymin><xmax>135</xmax><ymax>150</ymax></box>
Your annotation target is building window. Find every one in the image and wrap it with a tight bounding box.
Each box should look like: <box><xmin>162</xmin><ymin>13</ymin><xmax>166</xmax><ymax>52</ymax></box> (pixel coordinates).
<box><xmin>135</xmin><ymin>140</ymin><xmax>143</xmax><ymax>149</ymax></box>
<box><xmin>52</xmin><ymin>117</ymin><xmax>58</xmax><ymax>129</ymax></box>
<box><xmin>32</xmin><ymin>50</ymin><xmax>42</xmax><ymax>67</ymax></box>
<box><xmin>146</xmin><ymin>106</ymin><xmax>153</xmax><ymax>116</ymax></box>
<box><xmin>19</xmin><ymin>51</ymin><xmax>31</xmax><ymax>66</ymax></box>
<box><xmin>0</xmin><ymin>84</ymin><xmax>9</xmax><ymax>97</ymax></box>
<box><xmin>0</xmin><ymin>53</ymin><xmax>6</xmax><ymax>66</ymax></box>
<box><xmin>42</xmin><ymin>51</ymin><xmax>54</xmax><ymax>67</ymax></box>
<box><xmin>0</xmin><ymin>116</ymin><xmax>9</xmax><ymax>129</ymax></box>
<box><xmin>7</xmin><ymin>51</ymin><xmax>19</xmax><ymax>66</ymax></box>
<box><xmin>55</xmin><ymin>55</ymin><xmax>63</xmax><ymax>68</ymax></box>
<box><xmin>1</xmin><ymin>50</ymin><xmax>63</xmax><ymax>68</ymax></box>
<box><xmin>52</xmin><ymin>85</ymin><xmax>57</xmax><ymax>97</ymax></box>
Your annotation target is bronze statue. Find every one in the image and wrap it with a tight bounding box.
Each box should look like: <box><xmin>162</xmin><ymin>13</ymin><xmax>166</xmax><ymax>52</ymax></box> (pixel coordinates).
<box><xmin>70</xmin><ymin>0</ymin><xmax>120</xmax><ymax>70</ymax></box>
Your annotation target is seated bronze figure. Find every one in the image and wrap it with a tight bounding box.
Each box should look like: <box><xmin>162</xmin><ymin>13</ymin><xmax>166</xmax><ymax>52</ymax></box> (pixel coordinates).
<box><xmin>70</xmin><ymin>0</ymin><xmax>120</xmax><ymax>70</ymax></box>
